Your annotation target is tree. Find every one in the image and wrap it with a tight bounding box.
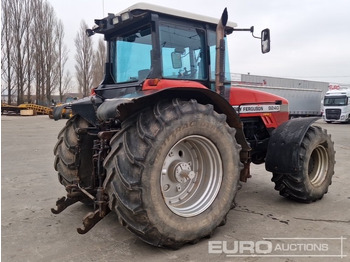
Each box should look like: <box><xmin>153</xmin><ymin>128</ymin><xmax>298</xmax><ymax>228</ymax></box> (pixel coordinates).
<box><xmin>41</xmin><ymin>3</ymin><xmax>58</xmax><ymax>104</ymax></box>
<box><xmin>10</xmin><ymin>0</ymin><xmax>27</xmax><ymax>104</ymax></box>
<box><xmin>1</xmin><ymin>0</ymin><xmax>15</xmax><ymax>104</ymax></box>
<box><xmin>1</xmin><ymin>0</ymin><xmax>68</xmax><ymax>105</ymax></box>
<box><xmin>75</xmin><ymin>20</ymin><xmax>93</xmax><ymax>97</ymax></box>
<box><xmin>24</xmin><ymin>0</ymin><xmax>34</xmax><ymax>103</ymax></box>
<box><xmin>56</xmin><ymin>20</ymin><xmax>69</xmax><ymax>102</ymax></box>
<box><xmin>92</xmin><ymin>38</ymin><xmax>106</xmax><ymax>88</ymax></box>
<box><xmin>63</xmin><ymin>71</ymin><xmax>72</xmax><ymax>95</ymax></box>
<box><xmin>32</xmin><ymin>0</ymin><xmax>46</xmax><ymax>104</ymax></box>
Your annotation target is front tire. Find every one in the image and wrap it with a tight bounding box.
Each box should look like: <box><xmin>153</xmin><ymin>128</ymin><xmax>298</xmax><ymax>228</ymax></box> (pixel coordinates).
<box><xmin>272</xmin><ymin>126</ymin><xmax>335</xmax><ymax>202</ymax></box>
<box><xmin>103</xmin><ymin>99</ymin><xmax>242</xmax><ymax>248</ymax></box>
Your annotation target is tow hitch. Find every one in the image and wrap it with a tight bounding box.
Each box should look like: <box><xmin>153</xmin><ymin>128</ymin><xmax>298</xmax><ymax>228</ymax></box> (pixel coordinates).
<box><xmin>51</xmin><ymin>184</ymin><xmax>110</xmax><ymax>234</ymax></box>
<box><xmin>51</xmin><ymin>130</ymin><xmax>116</xmax><ymax>234</ymax></box>
<box><xmin>77</xmin><ymin>205</ymin><xmax>110</xmax><ymax>234</ymax></box>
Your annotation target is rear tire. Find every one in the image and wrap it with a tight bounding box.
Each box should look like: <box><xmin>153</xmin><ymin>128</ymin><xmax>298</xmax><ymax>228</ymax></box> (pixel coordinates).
<box><xmin>103</xmin><ymin>99</ymin><xmax>241</xmax><ymax>248</ymax></box>
<box><xmin>272</xmin><ymin>126</ymin><xmax>335</xmax><ymax>202</ymax></box>
<box><xmin>54</xmin><ymin>115</ymin><xmax>94</xmax><ymax>188</ymax></box>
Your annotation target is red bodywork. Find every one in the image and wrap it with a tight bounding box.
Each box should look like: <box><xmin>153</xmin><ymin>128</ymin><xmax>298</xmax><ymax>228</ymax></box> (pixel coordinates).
<box><xmin>142</xmin><ymin>80</ymin><xmax>289</xmax><ymax>129</ymax></box>
<box><xmin>229</xmin><ymin>86</ymin><xmax>289</xmax><ymax>129</ymax></box>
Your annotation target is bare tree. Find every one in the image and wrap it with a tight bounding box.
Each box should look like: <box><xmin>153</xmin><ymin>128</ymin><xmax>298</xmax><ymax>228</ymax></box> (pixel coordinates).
<box><xmin>55</xmin><ymin>20</ymin><xmax>69</xmax><ymax>102</ymax></box>
<box><xmin>75</xmin><ymin>20</ymin><xmax>94</xmax><ymax>97</ymax></box>
<box><xmin>10</xmin><ymin>0</ymin><xmax>27</xmax><ymax>104</ymax></box>
<box><xmin>24</xmin><ymin>0</ymin><xmax>34</xmax><ymax>103</ymax></box>
<box><xmin>63</xmin><ymin>71</ymin><xmax>72</xmax><ymax>95</ymax></box>
<box><xmin>1</xmin><ymin>0</ymin><xmax>15</xmax><ymax>104</ymax></box>
<box><xmin>31</xmin><ymin>0</ymin><xmax>45</xmax><ymax>104</ymax></box>
<box><xmin>2</xmin><ymin>0</ymin><xmax>67</xmax><ymax>105</ymax></box>
<box><xmin>42</xmin><ymin>3</ymin><xmax>58</xmax><ymax>104</ymax></box>
<box><xmin>91</xmin><ymin>38</ymin><xmax>106</xmax><ymax>88</ymax></box>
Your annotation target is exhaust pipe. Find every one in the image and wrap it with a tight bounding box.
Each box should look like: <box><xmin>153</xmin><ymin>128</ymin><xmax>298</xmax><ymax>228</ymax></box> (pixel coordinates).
<box><xmin>215</xmin><ymin>8</ymin><xmax>228</xmax><ymax>95</ymax></box>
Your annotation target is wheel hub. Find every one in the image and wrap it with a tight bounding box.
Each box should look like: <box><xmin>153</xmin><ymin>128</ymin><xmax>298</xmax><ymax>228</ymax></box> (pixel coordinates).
<box><xmin>173</xmin><ymin>162</ymin><xmax>195</xmax><ymax>183</ymax></box>
<box><xmin>160</xmin><ymin>135</ymin><xmax>223</xmax><ymax>217</ymax></box>
<box><xmin>308</xmin><ymin>145</ymin><xmax>329</xmax><ymax>186</ymax></box>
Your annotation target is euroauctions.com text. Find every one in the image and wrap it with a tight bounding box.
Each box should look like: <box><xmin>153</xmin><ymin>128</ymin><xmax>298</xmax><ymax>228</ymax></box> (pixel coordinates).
<box><xmin>208</xmin><ymin>237</ymin><xmax>347</xmax><ymax>258</ymax></box>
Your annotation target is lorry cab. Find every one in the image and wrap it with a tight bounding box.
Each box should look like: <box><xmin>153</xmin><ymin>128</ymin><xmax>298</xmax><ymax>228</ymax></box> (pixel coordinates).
<box><xmin>323</xmin><ymin>89</ymin><xmax>350</xmax><ymax>123</ymax></box>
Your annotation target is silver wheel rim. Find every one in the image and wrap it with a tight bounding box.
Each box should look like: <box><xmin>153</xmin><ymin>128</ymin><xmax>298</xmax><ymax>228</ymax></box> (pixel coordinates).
<box><xmin>161</xmin><ymin>135</ymin><xmax>223</xmax><ymax>217</ymax></box>
<box><xmin>308</xmin><ymin>145</ymin><xmax>329</xmax><ymax>186</ymax></box>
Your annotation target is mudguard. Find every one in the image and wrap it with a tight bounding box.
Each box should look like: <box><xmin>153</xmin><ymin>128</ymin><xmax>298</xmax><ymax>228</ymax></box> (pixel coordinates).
<box><xmin>71</xmin><ymin>96</ymin><xmax>103</xmax><ymax>125</ymax></box>
<box><xmin>265</xmin><ymin>117</ymin><xmax>319</xmax><ymax>174</ymax></box>
<box><xmin>53</xmin><ymin>105</ymin><xmax>66</xmax><ymax>120</ymax></box>
<box><xmin>95</xmin><ymin>88</ymin><xmax>243</xmax><ymax>127</ymax></box>
<box><xmin>96</xmin><ymin>98</ymin><xmax>134</xmax><ymax>121</ymax></box>
<box><xmin>95</xmin><ymin>88</ymin><xmax>251</xmax><ymax>166</ymax></box>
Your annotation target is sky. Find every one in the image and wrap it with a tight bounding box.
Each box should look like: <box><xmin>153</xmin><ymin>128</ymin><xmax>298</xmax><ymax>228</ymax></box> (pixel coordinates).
<box><xmin>48</xmin><ymin>0</ymin><xmax>350</xmax><ymax>85</ymax></box>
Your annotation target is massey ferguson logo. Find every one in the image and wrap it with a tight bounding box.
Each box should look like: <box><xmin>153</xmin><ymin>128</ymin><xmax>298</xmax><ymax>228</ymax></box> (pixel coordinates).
<box><xmin>242</xmin><ymin>106</ymin><xmax>263</xmax><ymax>112</ymax></box>
<box><xmin>233</xmin><ymin>104</ymin><xmax>280</xmax><ymax>113</ymax></box>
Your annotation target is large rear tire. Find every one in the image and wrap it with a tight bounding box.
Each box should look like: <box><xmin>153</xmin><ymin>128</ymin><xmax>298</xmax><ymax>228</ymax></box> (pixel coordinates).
<box><xmin>272</xmin><ymin>126</ymin><xmax>335</xmax><ymax>202</ymax></box>
<box><xmin>103</xmin><ymin>99</ymin><xmax>242</xmax><ymax>248</ymax></box>
<box><xmin>54</xmin><ymin>115</ymin><xmax>94</xmax><ymax>188</ymax></box>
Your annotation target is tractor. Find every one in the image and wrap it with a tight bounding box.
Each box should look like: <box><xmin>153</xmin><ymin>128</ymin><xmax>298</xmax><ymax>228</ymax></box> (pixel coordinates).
<box><xmin>52</xmin><ymin>3</ymin><xmax>335</xmax><ymax>248</ymax></box>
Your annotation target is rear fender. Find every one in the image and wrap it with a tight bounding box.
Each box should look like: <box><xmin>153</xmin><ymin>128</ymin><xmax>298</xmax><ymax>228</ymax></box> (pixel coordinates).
<box><xmin>53</xmin><ymin>105</ymin><xmax>66</xmax><ymax>120</ymax></box>
<box><xmin>265</xmin><ymin>117</ymin><xmax>319</xmax><ymax>174</ymax></box>
<box><xmin>97</xmin><ymin>88</ymin><xmax>238</xmax><ymax>124</ymax></box>
<box><xmin>71</xmin><ymin>96</ymin><xmax>103</xmax><ymax>125</ymax></box>
<box><xmin>96</xmin><ymin>88</ymin><xmax>251</xmax><ymax>160</ymax></box>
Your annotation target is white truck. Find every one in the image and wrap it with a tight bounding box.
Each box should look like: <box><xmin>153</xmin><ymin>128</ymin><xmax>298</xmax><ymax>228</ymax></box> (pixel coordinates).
<box><xmin>323</xmin><ymin>89</ymin><xmax>350</xmax><ymax>123</ymax></box>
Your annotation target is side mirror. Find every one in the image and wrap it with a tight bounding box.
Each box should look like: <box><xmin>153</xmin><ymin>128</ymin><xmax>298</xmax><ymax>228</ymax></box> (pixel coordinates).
<box><xmin>261</xmin><ymin>28</ymin><xmax>270</xmax><ymax>53</ymax></box>
<box><xmin>171</xmin><ymin>52</ymin><xmax>182</xmax><ymax>69</ymax></box>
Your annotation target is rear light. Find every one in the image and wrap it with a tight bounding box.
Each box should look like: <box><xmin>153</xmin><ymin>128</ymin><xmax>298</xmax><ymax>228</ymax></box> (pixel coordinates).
<box><xmin>90</xmin><ymin>87</ymin><xmax>96</xmax><ymax>96</ymax></box>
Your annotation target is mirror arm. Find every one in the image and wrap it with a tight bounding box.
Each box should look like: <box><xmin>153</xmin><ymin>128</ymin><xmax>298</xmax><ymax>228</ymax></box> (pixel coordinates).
<box><xmin>251</xmin><ymin>32</ymin><xmax>261</xmax><ymax>39</ymax></box>
<box><xmin>233</xmin><ymin>26</ymin><xmax>261</xmax><ymax>39</ymax></box>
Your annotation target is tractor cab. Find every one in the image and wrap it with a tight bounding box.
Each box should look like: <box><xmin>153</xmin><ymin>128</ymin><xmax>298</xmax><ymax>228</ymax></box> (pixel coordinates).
<box><xmin>87</xmin><ymin>3</ymin><xmax>265</xmax><ymax>98</ymax></box>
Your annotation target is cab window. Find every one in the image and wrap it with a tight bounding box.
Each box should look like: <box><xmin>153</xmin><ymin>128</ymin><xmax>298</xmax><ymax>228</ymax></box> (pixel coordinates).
<box><xmin>159</xmin><ymin>24</ymin><xmax>207</xmax><ymax>80</ymax></box>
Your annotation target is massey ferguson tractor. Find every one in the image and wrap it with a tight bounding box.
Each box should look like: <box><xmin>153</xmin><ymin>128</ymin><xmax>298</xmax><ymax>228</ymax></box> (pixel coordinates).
<box><xmin>52</xmin><ymin>3</ymin><xmax>335</xmax><ymax>248</ymax></box>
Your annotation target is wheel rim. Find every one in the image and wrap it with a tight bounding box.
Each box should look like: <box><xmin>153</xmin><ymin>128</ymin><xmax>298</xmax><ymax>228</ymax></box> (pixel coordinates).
<box><xmin>308</xmin><ymin>145</ymin><xmax>329</xmax><ymax>186</ymax></box>
<box><xmin>160</xmin><ymin>135</ymin><xmax>223</xmax><ymax>217</ymax></box>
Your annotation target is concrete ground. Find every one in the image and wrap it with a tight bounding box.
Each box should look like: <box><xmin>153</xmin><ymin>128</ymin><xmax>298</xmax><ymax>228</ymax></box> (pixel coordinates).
<box><xmin>1</xmin><ymin>115</ymin><xmax>349</xmax><ymax>262</ymax></box>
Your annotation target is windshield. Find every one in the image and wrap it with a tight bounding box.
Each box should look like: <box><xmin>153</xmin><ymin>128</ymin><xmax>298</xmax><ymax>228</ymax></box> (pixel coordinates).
<box><xmin>111</xmin><ymin>26</ymin><xmax>152</xmax><ymax>83</ymax></box>
<box><xmin>159</xmin><ymin>24</ymin><xmax>207</xmax><ymax>80</ymax></box>
<box><xmin>324</xmin><ymin>96</ymin><xmax>348</xmax><ymax>106</ymax></box>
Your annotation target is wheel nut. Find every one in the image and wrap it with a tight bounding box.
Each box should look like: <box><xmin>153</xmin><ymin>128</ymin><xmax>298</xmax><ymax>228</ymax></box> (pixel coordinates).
<box><xmin>176</xmin><ymin>184</ymin><xmax>181</xmax><ymax>191</ymax></box>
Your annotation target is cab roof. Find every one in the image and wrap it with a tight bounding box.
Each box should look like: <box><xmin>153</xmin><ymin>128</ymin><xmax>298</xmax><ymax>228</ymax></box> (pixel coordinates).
<box><xmin>116</xmin><ymin>2</ymin><xmax>237</xmax><ymax>28</ymax></box>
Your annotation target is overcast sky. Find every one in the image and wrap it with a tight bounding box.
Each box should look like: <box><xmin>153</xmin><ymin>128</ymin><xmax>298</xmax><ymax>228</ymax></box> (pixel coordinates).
<box><xmin>49</xmin><ymin>0</ymin><xmax>350</xmax><ymax>85</ymax></box>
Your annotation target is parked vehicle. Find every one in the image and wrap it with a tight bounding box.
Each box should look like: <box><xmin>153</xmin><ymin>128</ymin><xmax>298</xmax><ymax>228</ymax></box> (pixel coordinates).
<box><xmin>51</xmin><ymin>3</ymin><xmax>335</xmax><ymax>248</ymax></box>
<box><xmin>323</xmin><ymin>89</ymin><xmax>350</xmax><ymax>123</ymax></box>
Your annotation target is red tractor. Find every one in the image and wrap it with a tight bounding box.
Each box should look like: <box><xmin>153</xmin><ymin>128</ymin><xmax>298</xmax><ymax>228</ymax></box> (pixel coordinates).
<box><xmin>52</xmin><ymin>3</ymin><xmax>335</xmax><ymax>248</ymax></box>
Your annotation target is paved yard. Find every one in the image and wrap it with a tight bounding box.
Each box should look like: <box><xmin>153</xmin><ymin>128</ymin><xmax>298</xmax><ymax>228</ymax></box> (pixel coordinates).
<box><xmin>1</xmin><ymin>115</ymin><xmax>349</xmax><ymax>261</ymax></box>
